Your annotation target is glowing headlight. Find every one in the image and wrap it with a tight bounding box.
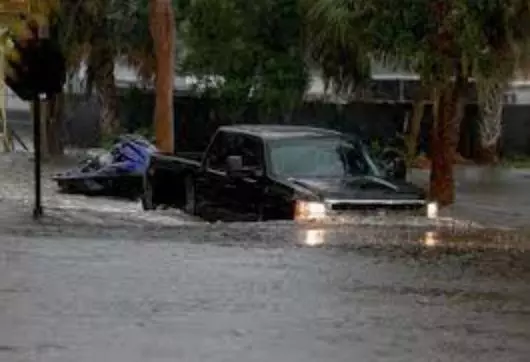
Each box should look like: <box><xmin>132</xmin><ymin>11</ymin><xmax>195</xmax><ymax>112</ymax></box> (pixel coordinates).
<box><xmin>426</xmin><ymin>201</ymin><xmax>438</xmax><ymax>219</ymax></box>
<box><xmin>295</xmin><ymin>200</ymin><xmax>327</xmax><ymax>221</ymax></box>
<box><xmin>303</xmin><ymin>229</ymin><xmax>326</xmax><ymax>246</ymax></box>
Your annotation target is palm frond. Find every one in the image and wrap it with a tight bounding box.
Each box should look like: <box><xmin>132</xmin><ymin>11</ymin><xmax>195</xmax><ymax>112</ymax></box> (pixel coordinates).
<box><xmin>57</xmin><ymin>0</ymin><xmax>155</xmax><ymax>85</ymax></box>
<box><xmin>301</xmin><ymin>0</ymin><xmax>373</xmax><ymax>97</ymax></box>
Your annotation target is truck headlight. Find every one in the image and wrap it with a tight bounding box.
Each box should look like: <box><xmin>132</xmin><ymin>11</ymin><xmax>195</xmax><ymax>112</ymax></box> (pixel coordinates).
<box><xmin>295</xmin><ymin>201</ymin><xmax>327</xmax><ymax>221</ymax></box>
<box><xmin>426</xmin><ymin>201</ymin><xmax>438</xmax><ymax>219</ymax></box>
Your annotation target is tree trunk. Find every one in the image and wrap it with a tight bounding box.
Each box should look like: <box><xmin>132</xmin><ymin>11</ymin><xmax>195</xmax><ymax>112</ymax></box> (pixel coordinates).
<box><xmin>29</xmin><ymin>95</ymin><xmax>64</xmax><ymax>159</ymax></box>
<box><xmin>405</xmin><ymin>94</ymin><xmax>426</xmax><ymax>167</ymax></box>
<box><xmin>98</xmin><ymin>72</ymin><xmax>120</xmax><ymax>141</ymax></box>
<box><xmin>476</xmin><ymin>141</ymin><xmax>499</xmax><ymax>165</ymax></box>
<box><xmin>429</xmin><ymin>75</ymin><xmax>466</xmax><ymax>206</ymax></box>
<box><xmin>97</xmin><ymin>54</ymin><xmax>120</xmax><ymax>141</ymax></box>
<box><xmin>89</xmin><ymin>44</ymin><xmax>120</xmax><ymax>142</ymax></box>
<box><xmin>149</xmin><ymin>0</ymin><xmax>176</xmax><ymax>153</ymax></box>
<box><xmin>475</xmin><ymin>80</ymin><xmax>504</xmax><ymax>166</ymax></box>
<box><xmin>46</xmin><ymin>93</ymin><xmax>65</xmax><ymax>156</ymax></box>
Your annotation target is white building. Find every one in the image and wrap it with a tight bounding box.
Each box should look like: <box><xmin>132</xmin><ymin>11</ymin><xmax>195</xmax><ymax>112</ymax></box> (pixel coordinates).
<box><xmin>4</xmin><ymin>62</ymin><xmax>530</xmax><ymax>118</ymax></box>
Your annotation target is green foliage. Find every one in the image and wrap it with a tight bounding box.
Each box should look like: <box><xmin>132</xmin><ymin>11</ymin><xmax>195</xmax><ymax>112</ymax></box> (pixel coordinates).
<box><xmin>369</xmin><ymin>132</ymin><xmax>406</xmax><ymax>159</ymax></box>
<box><xmin>120</xmin><ymin>86</ymin><xmax>154</xmax><ymax>133</ymax></box>
<box><xmin>304</xmin><ymin>0</ymin><xmax>530</xmax><ymax>93</ymax></box>
<box><xmin>55</xmin><ymin>0</ymin><xmax>156</xmax><ymax>85</ymax></box>
<box><xmin>301</xmin><ymin>0</ymin><xmax>374</xmax><ymax>94</ymax></box>
<box><xmin>100</xmin><ymin>133</ymin><xmax>118</xmax><ymax>150</ymax></box>
<box><xmin>179</xmin><ymin>0</ymin><xmax>309</xmax><ymax>117</ymax></box>
<box><xmin>55</xmin><ymin>0</ymin><xmax>158</xmax><ymax>137</ymax></box>
<box><xmin>502</xmin><ymin>154</ymin><xmax>530</xmax><ymax>169</ymax></box>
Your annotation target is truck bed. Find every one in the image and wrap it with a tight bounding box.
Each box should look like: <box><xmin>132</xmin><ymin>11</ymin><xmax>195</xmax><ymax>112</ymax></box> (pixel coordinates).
<box><xmin>150</xmin><ymin>152</ymin><xmax>203</xmax><ymax>170</ymax></box>
<box><xmin>147</xmin><ymin>152</ymin><xmax>203</xmax><ymax>208</ymax></box>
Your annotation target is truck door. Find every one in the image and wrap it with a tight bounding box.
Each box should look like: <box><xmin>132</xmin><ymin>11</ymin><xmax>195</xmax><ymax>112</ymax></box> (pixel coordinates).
<box><xmin>194</xmin><ymin>131</ymin><xmax>235</xmax><ymax>221</ymax></box>
<box><xmin>225</xmin><ymin>134</ymin><xmax>266</xmax><ymax>221</ymax></box>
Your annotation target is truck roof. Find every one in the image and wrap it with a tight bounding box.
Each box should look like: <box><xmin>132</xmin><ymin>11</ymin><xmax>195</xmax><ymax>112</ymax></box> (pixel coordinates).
<box><xmin>218</xmin><ymin>124</ymin><xmax>343</xmax><ymax>140</ymax></box>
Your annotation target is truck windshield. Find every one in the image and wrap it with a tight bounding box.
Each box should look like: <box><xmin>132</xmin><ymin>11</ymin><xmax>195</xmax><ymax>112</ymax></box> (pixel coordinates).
<box><xmin>267</xmin><ymin>136</ymin><xmax>382</xmax><ymax>178</ymax></box>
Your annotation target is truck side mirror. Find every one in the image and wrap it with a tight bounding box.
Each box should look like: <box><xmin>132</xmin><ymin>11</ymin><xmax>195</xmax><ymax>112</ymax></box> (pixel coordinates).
<box><xmin>380</xmin><ymin>149</ymin><xmax>407</xmax><ymax>181</ymax></box>
<box><xmin>387</xmin><ymin>157</ymin><xmax>407</xmax><ymax>180</ymax></box>
<box><xmin>393</xmin><ymin>158</ymin><xmax>407</xmax><ymax>181</ymax></box>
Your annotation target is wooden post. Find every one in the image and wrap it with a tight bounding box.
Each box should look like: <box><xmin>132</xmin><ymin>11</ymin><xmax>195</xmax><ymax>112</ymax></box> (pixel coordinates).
<box><xmin>149</xmin><ymin>0</ymin><xmax>176</xmax><ymax>153</ymax></box>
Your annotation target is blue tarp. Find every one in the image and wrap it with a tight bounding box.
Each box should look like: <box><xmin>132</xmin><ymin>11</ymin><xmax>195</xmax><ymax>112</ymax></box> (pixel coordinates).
<box><xmin>108</xmin><ymin>135</ymin><xmax>158</xmax><ymax>174</ymax></box>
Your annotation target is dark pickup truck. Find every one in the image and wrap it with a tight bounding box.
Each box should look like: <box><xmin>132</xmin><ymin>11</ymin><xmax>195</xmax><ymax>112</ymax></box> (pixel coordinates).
<box><xmin>141</xmin><ymin>125</ymin><xmax>433</xmax><ymax>222</ymax></box>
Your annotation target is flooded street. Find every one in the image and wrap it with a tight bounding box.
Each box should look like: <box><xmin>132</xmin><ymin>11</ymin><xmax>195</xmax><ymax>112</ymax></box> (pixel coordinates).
<box><xmin>1</xmin><ymin>228</ymin><xmax>529</xmax><ymax>362</ymax></box>
<box><xmin>1</xmin><ymin>153</ymin><xmax>530</xmax><ymax>361</ymax></box>
<box><xmin>4</xmin><ymin>1</ymin><xmax>530</xmax><ymax>357</ymax></box>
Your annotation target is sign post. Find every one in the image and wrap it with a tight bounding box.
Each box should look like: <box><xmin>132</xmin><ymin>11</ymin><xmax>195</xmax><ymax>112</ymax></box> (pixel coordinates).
<box><xmin>31</xmin><ymin>23</ymin><xmax>48</xmax><ymax>219</ymax></box>
<box><xmin>2</xmin><ymin>3</ymin><xmax>65</xmax><ymax>219</ymax></box>
<box><xmin>32</xmin><ymin>93</ymin><xmax>42</xmax><ymax>218</ymax></box>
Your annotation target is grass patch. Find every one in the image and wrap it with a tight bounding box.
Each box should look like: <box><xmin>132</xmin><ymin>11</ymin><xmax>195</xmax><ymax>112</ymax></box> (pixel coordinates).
<box><xmin>500</xmin><ymin>155</ymin><xmax>530</xmax><ymax>169</ymax></box>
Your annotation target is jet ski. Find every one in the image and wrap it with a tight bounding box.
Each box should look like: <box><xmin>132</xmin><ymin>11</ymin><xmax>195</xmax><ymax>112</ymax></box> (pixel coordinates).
<box><xmin>53</xmin><ymin>135</ymin><xmax>157</xmax><ymax>199</ymax></box>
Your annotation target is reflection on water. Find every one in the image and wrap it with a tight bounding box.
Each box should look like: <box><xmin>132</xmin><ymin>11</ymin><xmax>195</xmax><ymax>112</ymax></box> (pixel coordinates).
<box><xmin>422</xmin><ymin>231</ymin><xmax>440</xmax><ymax>247</ymax></box>
<box><xmin>301</xmin><ymin>228</ymin><xmax>443</xmax><ymax>248</ymax></box>
<box><xmin>302</xmin><ymin>229</ymin><xmax>327</xmax><ymax>246</ymax></box>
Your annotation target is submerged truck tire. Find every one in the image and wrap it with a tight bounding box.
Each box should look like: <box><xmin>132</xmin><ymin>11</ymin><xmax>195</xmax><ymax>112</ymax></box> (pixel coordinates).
<box><xmin>141</xmin><ymin>174</ymin><xmax>157</xmax><ymax>211</ymax></box>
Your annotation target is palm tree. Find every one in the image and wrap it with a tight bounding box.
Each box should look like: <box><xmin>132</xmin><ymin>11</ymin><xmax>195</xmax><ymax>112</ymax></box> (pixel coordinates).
<box><xmin>303</xmin><ymin>0</ymin><xmax>530</xmax><ymax>206</ymax></box>
<box><xmin>62</xmin><ymin>0</ymin><xmax>177</xmax><ymax>152</ymax></box>
<box><xmin>471</xmin><ymin>3</ymin><xmax>530</xmax><ymax>164</ymax></box>
<box><xmin>148</xmin><ymin>0</ymin><xmax>176</xmax><ymax>153</ymax></box>
<box><xmin>58</xmin><ymin>0</ymin><xmax>152</xmax><ymax>142</ymax></box>
<box><xmin>301</xmin><ymin>0</ymin><xmax>373</xmax><ymax>97</ymax></box>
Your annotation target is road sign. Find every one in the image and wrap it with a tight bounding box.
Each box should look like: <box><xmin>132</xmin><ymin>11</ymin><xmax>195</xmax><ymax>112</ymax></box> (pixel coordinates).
<box><xmin>4</xmin><ymin>19</ymin><xmax>66</xmax><ymax>101</ymax></box>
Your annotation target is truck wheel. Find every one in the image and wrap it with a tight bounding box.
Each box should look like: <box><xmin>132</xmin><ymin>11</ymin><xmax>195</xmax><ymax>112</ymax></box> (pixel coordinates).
<box><xmin>141</xmin><ymin>175</ymin><xmax>156</xmax><ymax>211</ymax></box>
<box><xmin>184</xmin><ymin>176</ymin><xmax>196</xmax><ymax>215</ymax></box>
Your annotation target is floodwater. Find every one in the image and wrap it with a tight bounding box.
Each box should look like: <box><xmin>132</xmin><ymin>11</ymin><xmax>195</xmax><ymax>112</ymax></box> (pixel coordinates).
<box><xmin>1</xmin><ymin>152</ymin><xmax>530</xmax><ymax>361</ymax></box>
<box><xmin>1</xmin><ymin>225</ymin><xmax>529</xmax><ymax>362</ymax></box>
